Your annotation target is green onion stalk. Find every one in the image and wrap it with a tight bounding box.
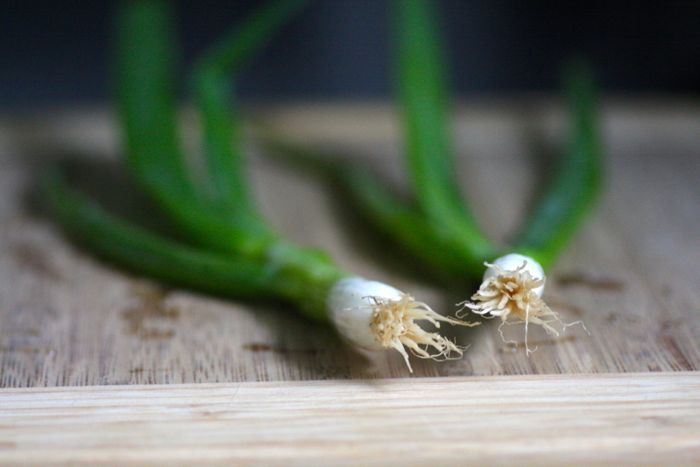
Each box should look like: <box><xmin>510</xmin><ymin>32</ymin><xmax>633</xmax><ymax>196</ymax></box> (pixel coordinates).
<box><xmin>259</xmin><ymin>0</ymin><xmax>602</xmax><ymax>351</ymax></box>
<box><xmin>41</xmin><ymin>0</ymin><xmax>479</xmax><ymax>372</ymax></box>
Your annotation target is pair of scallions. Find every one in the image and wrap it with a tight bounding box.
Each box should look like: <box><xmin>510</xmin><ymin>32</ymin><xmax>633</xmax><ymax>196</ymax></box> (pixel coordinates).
<box><xmin>42</xmin><ymin>0</ymin><xmax>601</xmax><ymax>371</ymax></box>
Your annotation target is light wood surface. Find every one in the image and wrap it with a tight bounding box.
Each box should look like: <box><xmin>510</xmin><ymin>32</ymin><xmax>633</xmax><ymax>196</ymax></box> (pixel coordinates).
<box><xmin>0</xmin><ymin>101</ymin><xmax>699</xmax><ymax>386</ymax></box>
<box><xmin>1</xmin><ymin>372</ymin><xmax>699</xmax><ymax>465</ymax></box>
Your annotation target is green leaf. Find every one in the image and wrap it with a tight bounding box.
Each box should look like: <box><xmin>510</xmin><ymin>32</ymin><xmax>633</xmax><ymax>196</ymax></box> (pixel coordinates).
<box><xmin>514</xmin><ymin>62</ymin><xmax>603</xmax><ymax>269</ymax></box>
<box><xmin>41</xmin><ymin>165</ymin><xmax>274</xmax><ymax>298</ymax></box>
<box><xmin>42</xmin><ymin>163</ymin><xmax>345</xmax><ymax>322</ymax></box>
<box><xmin>257</xmin><ymin>131</ymin><xmax>488</xmax><ymax>277</ymax></box>
<box><xmin>115</xmin><ymin>0</ymin><xmax>276</xmax><ymax>257</ymax></box>
<box><xmin>193</xmin><ymin>0</ymin><xmax>307</xmax><ymax>221</ymax></box>
<box><xmin>393</xmin><ymin>0</ymin><xmax>496</xmax><ymax>264</ymax></box>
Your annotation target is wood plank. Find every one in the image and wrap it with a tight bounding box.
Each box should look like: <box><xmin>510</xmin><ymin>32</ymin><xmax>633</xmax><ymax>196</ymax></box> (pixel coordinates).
<box><xmin>0</xmin><ymin>101</ymin><xmax>699</xmax><ymax>386</ymax></box>
<box><xmin>1</xmin><ymin>372</ymin><xmax>699</xmax><ymax>465</ymax></box>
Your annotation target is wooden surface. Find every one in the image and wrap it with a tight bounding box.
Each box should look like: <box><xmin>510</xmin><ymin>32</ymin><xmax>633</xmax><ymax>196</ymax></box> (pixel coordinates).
<box><xmin>1</xmin><ymin>372</ymin><xmax>699</xmax><ymax>465</ymax></box>
<box><xmin>0</xmin><ymin>101</ymin><xmax>699</xmax><ymax>387</ymax></box>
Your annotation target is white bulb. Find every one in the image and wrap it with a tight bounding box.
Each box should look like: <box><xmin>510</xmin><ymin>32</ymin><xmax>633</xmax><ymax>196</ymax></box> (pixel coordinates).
<box><xmin>327</xmin><ymin>276</ymin><xmax>475</xmax><ymax>371</ymax></box>
<box><xmin>484</xmin><ymin>253</ymin><xmax>545</xmax><ymax>297</ymax></box>
<box><xmin>327</xmin><ymin>277</ymin><xmax>401</xmax><ymax>351</ymax></box>
<box><xmin>461</xmin><ymin>252</ymin><xmax>586</xmax><ymax>354</ymax></box>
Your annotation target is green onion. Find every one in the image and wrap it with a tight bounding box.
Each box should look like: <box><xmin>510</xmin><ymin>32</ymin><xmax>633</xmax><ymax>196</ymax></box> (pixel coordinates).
<box><xmin>42</xmin><ymin>0</ymin><xmax>476</xmax><ymax>372</ymax></box>
<box><xmin>257</xmin><ymin>0</ymin><xmax>602</xmax><ymax>349</ymax></box>
<box><xmin>392</xmin><ymin>0</ymin><xmax>601</xmax><ymax>344</ymax></box>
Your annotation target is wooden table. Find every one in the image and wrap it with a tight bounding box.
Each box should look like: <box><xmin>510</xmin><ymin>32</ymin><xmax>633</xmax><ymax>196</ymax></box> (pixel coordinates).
<box><xmin>1</xmin><ymin>101</ymin><xmax>699</xmax><ymax>464</ymax></box>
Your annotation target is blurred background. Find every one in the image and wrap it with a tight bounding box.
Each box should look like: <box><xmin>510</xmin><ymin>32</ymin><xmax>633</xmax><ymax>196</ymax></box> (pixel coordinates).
<box><xmin>2</xmin><ymin>0</ymin><xmax>700</xmax><ymax>109</ymax></box>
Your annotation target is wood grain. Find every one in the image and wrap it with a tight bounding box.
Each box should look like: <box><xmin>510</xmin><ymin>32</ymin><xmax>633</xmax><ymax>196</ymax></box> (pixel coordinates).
<box><xmin>1</xmin><ymin>372</ymin><xmax>699</xmax><ymax>465</ymax></box>
<box><xmin>0</xmin><ymin>101</ymin><xmax>699</xmax><ymax>386</ymax></box>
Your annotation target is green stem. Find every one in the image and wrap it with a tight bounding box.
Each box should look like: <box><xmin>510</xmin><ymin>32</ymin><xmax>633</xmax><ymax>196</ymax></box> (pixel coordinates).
<box><xmin>514</xmin><ymin>63</ymin><xmax>603</xmax><ymax>269</ymax></box>
<box><xmin>264</xmin><ymin>240</ymin><xmax>347</xmax><ymax>321</ymax></box>
<box><xmin>343</xmin><ymin>168</ymin><xmax>481</xmax><ymax>276</ymax></box>
<box><xmin>42</xmin><ymin>167</ymin><xmax>271</xmax><ymax>297</ymax></box>
<box><xmin>41</xmin><ymin>165</ymin><xmax>345</xmax><ymax>322</ymax></box>
<box><xmin>116</xmin><ymin>0</ymin><xmax>275</xmax><ymax>257</ymax></box>
<box><xmin>189</xmin><ymin>0</ymin><xmax>348</xmax><ymax>317</ymax></box>
<box><xmin>115</xmin><ymin>0</ymin><xmax>194</xmax><ymax>201</ymax></box>
<box><xmin>193</xmin><ymin>0</ymin><xmax>306</xmax><ymax>221</ymax></box>
<box><xmin>393</xmin><ymin>0</ymin><xmax>495</xmax><ymax>262</ymax></box>
<box><xmin>257</xmin><ymin>131</ymin><xmax>489</xmax><ymax>277</ymax></box>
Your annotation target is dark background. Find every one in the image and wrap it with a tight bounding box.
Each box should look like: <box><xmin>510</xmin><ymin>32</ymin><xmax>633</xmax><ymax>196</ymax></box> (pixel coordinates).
<box><xmin>2</xmin><ymin>0</ymin><xmax>700</xmax><ymax>108</ymax></box>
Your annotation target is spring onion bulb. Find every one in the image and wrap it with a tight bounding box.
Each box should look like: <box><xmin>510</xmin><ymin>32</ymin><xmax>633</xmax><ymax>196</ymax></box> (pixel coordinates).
<box><xmin>329</xmin><ymin>278</ymin><xmax>477</xmax><ymax>371</ymax></box>
<box><xmin>458</xmin><ymin>253</ymin><xmax>585</xmax><ymax>353</ymax></box>
<box><xmin>329</xmin><ymin>277</ymin><xmax>477</xmax><ymax>371</ymax></box>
